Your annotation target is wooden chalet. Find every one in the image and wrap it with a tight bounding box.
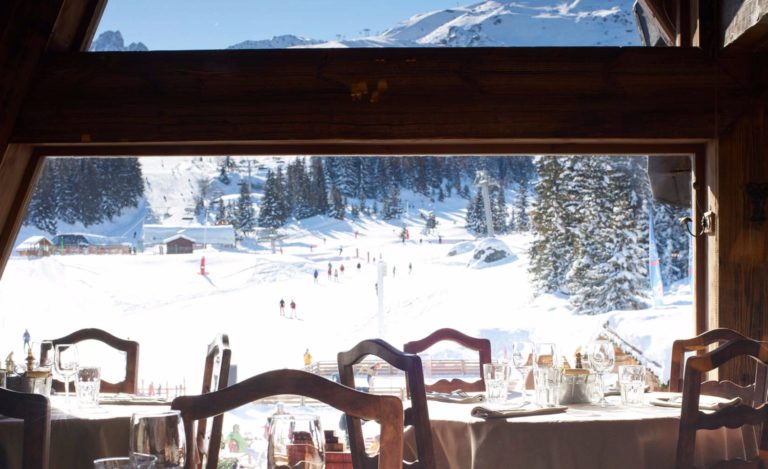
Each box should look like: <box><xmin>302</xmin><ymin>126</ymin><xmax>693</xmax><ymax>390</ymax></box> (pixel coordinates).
<box><xmin>15</xmin><ymin>236</ymin><xmax>52</xmax><ymax>257</ymax></box>
<box><xmin>164</xmin><ymin>234</ymin><xmax>195</xmax><ymax>255</ymax></box>
<box><xmin>0</xmin><ymin>0</ymin><xmax>767</xmax><ymax>385</ymax></box>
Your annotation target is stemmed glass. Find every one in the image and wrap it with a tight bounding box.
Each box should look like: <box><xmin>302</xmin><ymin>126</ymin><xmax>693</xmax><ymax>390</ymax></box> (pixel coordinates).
<box><xmin>130</xmin><ymin>410</ymin><xmax>185</xmax><ymax>468</ymax></box>
<box><xmin>587</xmin><ymin>340</ymin><xmax>615</xmax><ymax>407</ymax></box>
<box><xmin>53</xmin><ymin>344</ymin><xmax>79</xmax><ymax>406</ymax></box>
<box><xmin>510</xmin><ymin>342</ymin><xmax>533</xmax><ymax>399</ymax></box>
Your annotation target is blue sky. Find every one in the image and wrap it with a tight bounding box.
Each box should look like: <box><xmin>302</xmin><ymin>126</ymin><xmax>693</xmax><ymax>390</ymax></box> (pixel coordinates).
<box><xmin>96</xmin><ymin>0</ymin><xmax>464</xmax><ymax>50</ymax></box>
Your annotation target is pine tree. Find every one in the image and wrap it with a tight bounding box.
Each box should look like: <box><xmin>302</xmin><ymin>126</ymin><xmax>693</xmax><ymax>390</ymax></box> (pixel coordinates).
<box><xmin>308</xmin><ymin>158</ymin><xmax>329</xmax><ymax>216</ymax></box>
<box><xmin>218</xmin><ymin>159</ymin><xmax>231</xmax><ymax>185</ymax></box>
<box><xmin>528</xmin><ymin>156</ymin><xmax>577</xmax><ymax>293</ymax></box>
<box><xmin>653</xmin><ymin>202</ymin><xmax>690</xmax><ymax>287</ymax></box>
<box><xmin>381</xmin><ymin>185</ymin><xmax>402</xmax><ymax>220</ymax></box>
<box><xmin>492</xmin><ymin>186</ymin><xmax>508</xmax><ymax>234</ymax></box>
<box><xmin>328</xmin><ymin>184</ymin><xmax>346</xmax><ymax>220</ymax></box>
<box><xmin>25</xmin><ymin>162</ymin><xmax>58</xmax><ymax>234</ymax></box>
<box><xmin>258</xmin><ymin>170</ymin><xmax>286</xmax><ymax>229</ymax></box>
<box><xmin>234</xmin><ymin>182</ymin><xmax>257</xmax><ymax>235</ymax></box>
<box><xmin>465</xmin><ymin>190</ymin><xmax>486</xmax><ymax>235</ymax></box>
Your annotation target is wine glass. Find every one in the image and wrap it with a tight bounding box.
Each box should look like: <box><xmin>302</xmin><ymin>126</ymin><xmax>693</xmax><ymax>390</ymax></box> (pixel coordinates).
<box><xmin>268</xmin><ymin>413</ymin><xmax>324</xmax><ymax>469</ymax></box>
<box><xmin>130</xmin><ymin>410</ymin><xmax>185</xmax><ymax>468</ymax></box>
<box><xmin>510</xmin><ymin>342</ymin><xmax>533</xmax><ymax>397</ymax></box>
<box><xmin>533</xmin><ymin>343</ymin><xmax>558</xmax><ymax>369</ymax></box>
<box><xmin>587</xmin><ymin>340</ymin><xmax>615</xmax><ymax>407</ymax></box>
<box><xmin>54</xmin><ymin>344</ymin><xmax>79</xmax><ymax>406</ymax></box>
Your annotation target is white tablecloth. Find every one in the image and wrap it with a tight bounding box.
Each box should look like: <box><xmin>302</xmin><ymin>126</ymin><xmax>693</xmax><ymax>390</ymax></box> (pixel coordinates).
<box><xmin>0</xmin><ymin>395</ymin><xmax>170</xmax><ymax>469</ymax></box>
<box><xmin>405</xmin><ymin>393</ymin><xmax>758</xmax><ymax>469</ymax></box>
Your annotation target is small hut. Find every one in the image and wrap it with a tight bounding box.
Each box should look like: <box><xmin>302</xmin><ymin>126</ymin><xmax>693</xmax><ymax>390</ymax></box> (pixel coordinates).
<box><xmin>164</xmin><ymin>234</ymin><xmax>195</xmax><ymax>254</ymax></box>
<box><xmin>16</xmin><ymin>236</ymin><xmax>53</xmax><ymax>257</ymax></box>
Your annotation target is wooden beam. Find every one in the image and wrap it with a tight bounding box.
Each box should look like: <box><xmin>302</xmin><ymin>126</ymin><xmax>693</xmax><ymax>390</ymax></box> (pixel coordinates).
<box><xmin>47</xmin><ymin>0</ymin><xmax>108</xmax><ymax>52</ymax></box>
<box><xmin>0</xmin><ymin>145</ymin><xmax>43</xmax><ymax>278</ymax></box>
<box><xmin>638</xmin><ymin>0</ymin><xmax>676</xmax><ymax>45</ymax></box>
<box><xmin>722</xmin><ymin>0</ymin><xmax>768</xmax><ymax>50</ymax></box>
<box><xmin>0</xmin><ymin>0</ymin><xmax>65</xmax><ymax>165</ymax></box>
<box><xmin>11</xmin><ymin>48</ymin><xmax>748</xmax><ymax>145</ymax></box>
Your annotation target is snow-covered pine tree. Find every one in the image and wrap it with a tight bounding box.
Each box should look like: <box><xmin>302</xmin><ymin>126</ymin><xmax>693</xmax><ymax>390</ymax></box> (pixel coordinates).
<box><xmin>218</xmin><ymin>163</ymin><xmax>230</xmax><ymax>185</ymax></box>
<box><xmin>492</xmin><ymin>186</ymin><xmax>508</xmax><ymax>234</ymax></box>
<box><xmin>514</xmin><ymin>177</ymin><xmax>531</xmax><ymax>232</ymax></box>
<box><xmin>338</xmin><ymin>157</ymin><xmax>361</xmax><ymax>197</ymax></box>
<box><xmin>308</xmin><ymin>158</ymin><xmax>329</xmax><ymax>216</ymax></box>
<box><xmin>360</xmin><ymin>157</ymin><xmax>380</xmax><ymax>199</ymax></box>
<box><xmin>274</xmin><ymin>167</ymin><xmax>290</xmax><ymax>224</ymax></box>
<box><xmin>381</xmin><ymin>185</ymin><xmax>402</xmax><ymax>220</ymax></box>
<box><xmin>528</xmin><ymin>156</ymin><xmax>577</xmax><ymax>293</ymax></box>
<box><xmin>465</xmin><ymin>190</ymin><xmax>486</xmax><ymax>235</ymax></box>
<box><xmin>652</xmin><ymin>202</ymin><xmax>690</xmax><ymax>287</ymax></box>
<box><xmin>25</xmin><ymin>162</ymin><xmax>58</xmax><ymax>234</ymax></box>
<box><xmin>328</xmin><ymin>184</ymin><xmax>346</xmax><ymax>220</ymax></box>
<box><xmin>234</xmin><ymin>181</ymin><xmax>257</xmax><ymax>235</ymax></box>
<box><xmin>258</xmin><ymin>170</ymin><xmax>286</xmax><ymax>229</ymax></box>
<box><xmin>215</xmin><ymin>198</ymin><xmax>229</xmax><ymax>224</ymax></box>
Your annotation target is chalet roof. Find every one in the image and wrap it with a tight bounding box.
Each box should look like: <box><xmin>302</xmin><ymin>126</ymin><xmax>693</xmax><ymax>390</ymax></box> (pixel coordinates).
<box><xmin>145</xmin><ymin>224</ymin><xmax>235</xmax><ymax>246</ymax></box>
<box><xmin>16</xmin><ymin>236</ymin><xmax>52</xmax><ymax>249</ymax></box>
<box><xmin>163</xmin><ymin>234</ymin><xmax>195</xmax><ymax>244</ymax></box>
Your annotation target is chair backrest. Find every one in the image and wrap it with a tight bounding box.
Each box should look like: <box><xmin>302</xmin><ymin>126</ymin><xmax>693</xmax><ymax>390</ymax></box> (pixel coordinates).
<box><xmin>670</xmin><ymin>328</ymin><xmax>751</xmax><ymax>392</ymax></box>
<box><xmin>338</xmin><ymin>339</ymin><xmax>436</xmax><ymax>469</ymax></box>
<box><xmin>676</xmin><ymin>338</ymin><xmax>768</xmax><ymax>469</ymax></box>
<box><xmin>403</xmin><ymin>328</ymin><xmax>491</xmax><ymax>393</ymax></box>
<box><xmin>0</xmin><ymin>387</ymin><xmax>51</xmax><ymax>469</ymax></box>
<box><xmin>41</xmin><ymin>328</ymin><xmax>139</xmax><ymax>394</ymax></box>
<box><xmin>197</xmin><ymin>333</ymin><xmax>231</xmax><ymax>469</ymax></box>
<box><xmin>172</xmin><ymin>369</ymin><xmax>404</xmax><ymax>469</ymax></box>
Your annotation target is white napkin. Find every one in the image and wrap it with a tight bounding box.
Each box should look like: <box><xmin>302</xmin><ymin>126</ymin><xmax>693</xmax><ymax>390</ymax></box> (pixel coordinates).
<box><xmin>471</xmin><ymin>404</ymin><xmax>567</xmax><ymax>419</ymax></box>
<box><xmin>649</xmin><ymin>394</ymin><xmax>742</xmax><ymax>411</ymax></box>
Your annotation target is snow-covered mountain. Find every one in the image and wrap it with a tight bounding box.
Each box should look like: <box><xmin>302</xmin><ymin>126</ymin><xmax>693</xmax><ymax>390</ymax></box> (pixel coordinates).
<box><xmin>90</xmin><ymin>30</ymin><xmax>148</xmax><ymax>51</ymax></box>
<box><xmin>238</xmin><ymin>0</ymin><xmax>640</xmax><ymax>49</ymax></box>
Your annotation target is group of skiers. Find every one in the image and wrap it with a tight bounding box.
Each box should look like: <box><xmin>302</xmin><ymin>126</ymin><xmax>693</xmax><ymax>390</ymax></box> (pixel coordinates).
<box><xmin>279</xmin><ymin>298</ymin><xmax>297</xmax><ymax>318</ymax></box>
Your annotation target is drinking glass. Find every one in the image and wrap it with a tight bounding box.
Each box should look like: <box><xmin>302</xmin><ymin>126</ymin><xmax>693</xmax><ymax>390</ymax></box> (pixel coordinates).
<box><xmin>619</xmin><ymin>365</ymin><xmax>646</xmax><ymax>406</ymax></box>
<box><xmin>483</xmin><ymin>363</ymin><xmax>511</xmax><ymax>404</ymax></box>
<box><xmin>510</xmin><ymin>342</ymin><xmax>533</xmax><ymax>396</ymax></box>
<box><xmin>130</xmin><ymin>410</ymin><xmax>185</xmax><ymax>468</ymax></box>
<box><xmin>533</xmin><ymin>343</ymin><xmax>558</xmax><ymax>369</ymax></box>
<box><xmin>76</xmin><ymin>366</ymin><xmax>101</xmax><ymax>408</ymax></box>
<box><xmin>587</xmin><ymin>340</ymin><xmax>615</xmax><ymax>407</ymax></box>
<box><xmin>267</xmin><ymin>413</ymin><xmax>324</xmax><ymax>469</ymax></box>
<box><xmin>54</xmin><ymin>344</ymin><xmax>79</xmax><ymax>406</ymax></box>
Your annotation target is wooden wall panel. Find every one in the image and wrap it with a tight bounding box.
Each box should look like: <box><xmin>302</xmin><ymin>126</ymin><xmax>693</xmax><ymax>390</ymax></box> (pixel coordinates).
<box><xmin>712</xmin><ymin>101</ymin><xmax>768</xmax><ymax>383</ymax></box>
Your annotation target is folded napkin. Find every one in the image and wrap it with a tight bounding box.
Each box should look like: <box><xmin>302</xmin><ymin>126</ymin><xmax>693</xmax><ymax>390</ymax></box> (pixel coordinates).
<box><xmin>426</xmin><ymin>391</ymin><xmax>485</xmax><ymax>404</ymax></box>
<box><xmin>471</xmin><ymin>404</ymin><xmax>567</xmax><ymax>419</ymax></box>
<box><xmin>649</xmin><ymin>395</ymin><xmax>742</xmax><ymax>411</ymax></box>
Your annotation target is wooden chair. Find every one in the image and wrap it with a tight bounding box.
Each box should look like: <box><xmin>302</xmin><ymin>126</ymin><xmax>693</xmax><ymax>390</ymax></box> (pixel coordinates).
<box><xmin>0</xmin><ymin>387</ymin><xmax>51</xmax><ymax>469</ymax></box>
<box><xmin>172</xmin><ymin>369</ymin><xmax>404</xmax><ymax>469</ymax></box>
<box><xmin>338</xmin><ymin>339</ymin><xmax>436</xmax><ymax>469</ymax></box>
<box><xmin>670</xmin><ymin>328</ymin><xmax>753</xmax><ymax>392</ymax></box>
<box><xmin>676</xmin><ymin>338</ymin><xmax>768</xmax><ymax>469</ymax></box>
<box><xmin>41</xmin><ymin>328</ymin><xmax>139</xmax><ymax>394</ymax></box>
<box><xmin>195</xmin><ymin>333</ymin><xmax>232</xmax><ymax>469</ymax></box>
<box><xmin>403</xmin><ymin>328</ymin><xmax>491</xmax><ymax>393</ymax></box>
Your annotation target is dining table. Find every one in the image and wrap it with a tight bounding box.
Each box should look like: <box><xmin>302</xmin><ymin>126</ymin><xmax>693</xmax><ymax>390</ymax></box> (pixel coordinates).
<box><xmin>0</xmin><ymin>394</ymin><xmax>170</xmax><ymax>469</ymax></box>
<box><xmin>404</xmin><ymin>392</ymin><xmax>760</xmax><ymax>469</ymax></box>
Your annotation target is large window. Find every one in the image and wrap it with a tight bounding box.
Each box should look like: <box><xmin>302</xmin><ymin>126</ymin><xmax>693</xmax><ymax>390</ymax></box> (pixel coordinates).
<box><xmin>92</xmin><ymin>0</ymin><xmax>640</xmax><ymax>51</ymax></box>
<box><xmin>2</xmin><ymin>154</ymin><xmax>692</xmax><ymax>389</ymax></box>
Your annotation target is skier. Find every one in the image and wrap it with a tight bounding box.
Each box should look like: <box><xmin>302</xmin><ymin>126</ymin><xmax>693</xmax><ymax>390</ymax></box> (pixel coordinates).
<box><xmin>340</xmin><ymin>264</ymin><xmax>345</xmax><ymax>274</ymax></box>
<box><xmin>22</xmin><ymin>329</ymin><xmax>30</xmax><ymax>350</ymax></box>
<box><xmin>339</xmin><ymin>246</ymin><xmax>343</xmax><ymax>255</ymax></box>
<box><xmin>334</xmin><ymin>269</ymin><xmax>339</xmax><ymax>281</ymax></box>
<box><xmin>313</xmin><ymin>269</ymin><xmax>319</xmax><ymax>283</ymax></box>
<box><xmin>392</xmin><ymin>266</ymin><xmax>396</xmax><ymax>277</ymax></box>
<box><xmin>279</xmin><ymin>299</ymin><xmax>285</xmax><ymax>316</ymax></box>
<box><xmin>356</xmin><ymin>262</ymin><xmax>361</xmax><ymax>272</ymax></box>
<box><xmin>327</xmin><ymin>267</ymin><xmax>332</xmax><ymax>279</ymax></box>
<box><xmin>409</xmin><ymin>262</ymin><xmax>412</xmax><ymax>274</ymax></box>
<box><xmin>290</xmin><ymin>299</ymin><xmax>296</xmax><ymax>318</ymax></box>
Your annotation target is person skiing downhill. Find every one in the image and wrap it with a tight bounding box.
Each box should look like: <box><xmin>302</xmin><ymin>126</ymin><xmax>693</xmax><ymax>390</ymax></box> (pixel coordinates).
<box><xmin>340</xmin><ymin>264</ymin><xmax>345</xmax><ymax>274</ymax></box>
<box><xmin>290</xmin><ymin>299</ymin><xmax>296</xmax><ymax>318</ymax></box>
<box><xmin>313</xmin><ymin>269</ymin><xmax>319</xmax><ymax>283</ymax></box>
<box><xmin>279</xmin><ymin>299</ymin><xmax>285</xmax><ymax>316</ymax></box>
